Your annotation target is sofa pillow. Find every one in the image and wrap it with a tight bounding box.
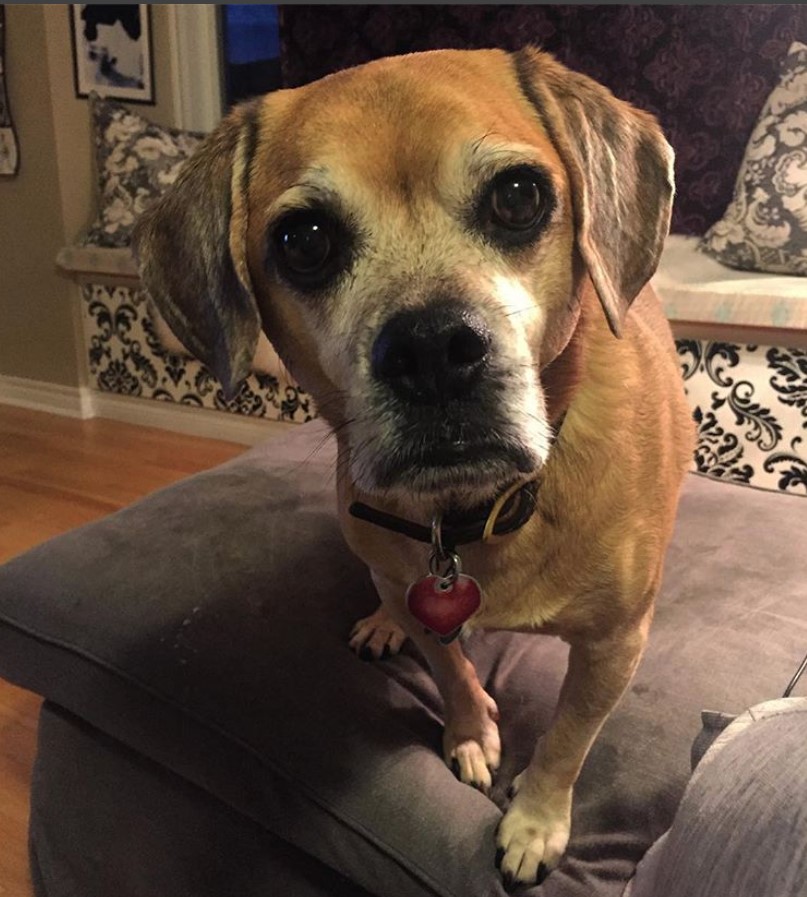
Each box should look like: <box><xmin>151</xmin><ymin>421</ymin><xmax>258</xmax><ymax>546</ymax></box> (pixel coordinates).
<box><xmin>82</xmin><ymin>93</ymin><xmax>206</xmax><ymax>249</ymax></box>
<box><xmin>699</xmin><ymin>41</ymin><xmax>807</xmax><ymax>276</ymax></box>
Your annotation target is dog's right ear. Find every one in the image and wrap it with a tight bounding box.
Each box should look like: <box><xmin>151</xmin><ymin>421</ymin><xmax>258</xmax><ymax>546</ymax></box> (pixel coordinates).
<box><xmin>133</xmin><ymin>101</ymin><xmax>262</xmax><ymax>398</ymax></box>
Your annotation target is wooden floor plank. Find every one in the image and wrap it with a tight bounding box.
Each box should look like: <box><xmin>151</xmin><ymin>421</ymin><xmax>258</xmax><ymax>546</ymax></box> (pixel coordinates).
<box><xmin>0</xmin><ymin>403</ymin><xmax>258</xmax><ymax>896</ymax></box>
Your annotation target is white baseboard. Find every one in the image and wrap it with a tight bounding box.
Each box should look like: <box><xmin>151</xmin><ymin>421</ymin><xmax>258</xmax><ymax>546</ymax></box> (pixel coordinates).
<box><xmin>0</xmin><ymin>375</ymin><xmax>297</xmax><ymax>445</ymax></box>
<box><xmin>0</xmin><ymin>374</ymin><xmax>95</xmax><ymax>419</ymax></box>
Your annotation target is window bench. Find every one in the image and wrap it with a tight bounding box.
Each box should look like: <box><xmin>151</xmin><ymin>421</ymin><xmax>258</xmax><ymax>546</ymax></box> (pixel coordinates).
<box><xmin>56</xmin><ymin>237</ymin><xmax>807</xmax><ymax>495</ymax></box>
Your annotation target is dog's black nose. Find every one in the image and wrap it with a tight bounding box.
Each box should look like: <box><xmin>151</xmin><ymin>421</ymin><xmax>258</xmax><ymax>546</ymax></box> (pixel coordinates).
<box><xmin>371</xmin><ymin>304</ymin><xmax>490</xmax><ymax>404</ymax></box>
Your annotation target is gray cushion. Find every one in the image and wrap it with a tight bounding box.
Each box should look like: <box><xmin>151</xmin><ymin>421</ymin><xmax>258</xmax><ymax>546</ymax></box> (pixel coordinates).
<box><xmin>1</xmin><ymin>421</ymin><xmax>806</xmax><ymax>897</ymax></box>
<box><xmin>29</xmin><ymin>701</ymin><xmax>371</xmax><ymax>897</ymax></box>
<box><xmin>626</xmin><ymin>698</ymin><xmax>807</xmax><ymax>897</ymax></box>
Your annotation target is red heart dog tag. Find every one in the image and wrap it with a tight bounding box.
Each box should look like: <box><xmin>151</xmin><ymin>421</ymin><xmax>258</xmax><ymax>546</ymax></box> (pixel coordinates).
<box><xmin>406</xmin><ymin>573</ymin><xmax>482</xmax><ymax>637</ymax></box>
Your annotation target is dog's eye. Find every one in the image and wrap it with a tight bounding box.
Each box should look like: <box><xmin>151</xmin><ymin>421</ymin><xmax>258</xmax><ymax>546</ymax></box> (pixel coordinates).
<box><xmin>474</xmin><ymin>165</ymin><xmax>553</xmax><ymax>249</ymax></box>
<box><xmin>490</xmin><ymin>172</ymin><xmax>543</xmax><ymax>231</ymax></box>
<box><xmin>270</xmin><ymin>208</ymin><xmax>357</xmax><ymax>293</ymax></box>
<box><xmin>274</xmin><ymin>212</ymin><xmax>333</xmax><ymax>277</ymax></box>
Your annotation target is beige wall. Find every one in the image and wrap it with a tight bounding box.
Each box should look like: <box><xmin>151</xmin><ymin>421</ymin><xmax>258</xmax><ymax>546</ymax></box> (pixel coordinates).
<box><xmin>0</xmin><ymin>5</ymin><xmax>78</xmax><ymax>386</ymax></box>
<box><xmin>0</xmin><ymin>4</ymin><xmax>180</xmax><ymax>388</ymax></box>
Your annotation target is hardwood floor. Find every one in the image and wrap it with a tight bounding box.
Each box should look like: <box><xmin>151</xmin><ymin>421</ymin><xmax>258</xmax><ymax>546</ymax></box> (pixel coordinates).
<box><xmin>0</xmin><ymin>404</ymin><xmax>250</xmax><ymax>897</ymax></box>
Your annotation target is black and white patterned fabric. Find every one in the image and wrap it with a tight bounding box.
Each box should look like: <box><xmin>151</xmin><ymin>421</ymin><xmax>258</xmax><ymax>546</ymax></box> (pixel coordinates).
<box><xmin>78</xmin><ymin>284</ymin><xmax>806</xmax><ymax>495</ymax></box>
<box><xmin>82</xmin><ymin>284</ymin><xmax>313</xmax><ymax>423</ymax></box>
<box><xmin>700</xmin><ymin>41</ymin><xmax>807</xmax><ymax>276</ymax></box>
<box><xmin>679</xmin><ymin>340</ymin><xmax>806</xmax><ymax>494</ymax></box>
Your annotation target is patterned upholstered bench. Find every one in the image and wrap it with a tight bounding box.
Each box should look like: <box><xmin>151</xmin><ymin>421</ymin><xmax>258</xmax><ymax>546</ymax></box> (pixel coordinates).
<box><xmin>652</xmin><ymin>235</ymin><xmax>807</xmax><ymax>496</ymax></box>
<box><xmin>57</xmin><ymin>235</ymin><xmax>807</xmax><ymax>496</ymax></box>
<box><xmin>55</xmin><ymin>246</ymin><xmax>313</xmax><ymax>429</ymax></box>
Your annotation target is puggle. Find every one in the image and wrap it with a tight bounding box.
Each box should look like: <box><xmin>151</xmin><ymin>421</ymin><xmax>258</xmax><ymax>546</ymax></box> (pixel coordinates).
<box><xmin>134</xmin><ymin>47</ymin><xmax>694</xmax><ymax>887</ymax></box>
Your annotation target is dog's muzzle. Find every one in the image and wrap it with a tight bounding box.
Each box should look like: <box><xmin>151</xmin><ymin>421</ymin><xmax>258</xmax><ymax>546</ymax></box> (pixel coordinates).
<box><xmin>366</xmin><ymin>301</ymin><xmax>538</xmax><ymax>490</ymax></box>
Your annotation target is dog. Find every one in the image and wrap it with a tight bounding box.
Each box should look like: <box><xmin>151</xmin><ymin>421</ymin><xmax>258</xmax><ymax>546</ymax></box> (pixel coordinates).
<box><xmin>134</xmin><ymin>47</ymin><xmax>695</xmax><ymax>887</ymax></box>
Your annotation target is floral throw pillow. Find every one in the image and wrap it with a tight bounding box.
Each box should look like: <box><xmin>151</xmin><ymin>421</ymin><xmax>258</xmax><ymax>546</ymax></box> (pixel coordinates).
<box><xmin>82</xmin><ymin>94</ymin><xmax>206</xmax><ymax>249</ymax></box>
<box><xmin>700</xmin><ymin>42</ymin><xmax>807</xmax><ymax>276</ymax></box>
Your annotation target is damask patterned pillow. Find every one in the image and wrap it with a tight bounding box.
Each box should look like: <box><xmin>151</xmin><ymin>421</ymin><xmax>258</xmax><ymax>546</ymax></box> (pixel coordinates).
<box><xmin>700</xmin><ymin>42</ymin><xmax>807</xmax><ymax>276</ymax></box>
<box><xmin>82</xmin><ymin>94</ymin><xmax>206</xmax><ymax>249</ymax></box>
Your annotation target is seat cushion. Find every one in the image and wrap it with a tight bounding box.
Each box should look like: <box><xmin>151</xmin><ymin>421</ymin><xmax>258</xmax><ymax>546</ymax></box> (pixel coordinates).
<box><xmin>1</xmin><ymin>421</ymin><xmax>806</xmax><ymax>897</ymax></box>
<box><xmin>654</xmin><ymin>235</ymin><xmax>807</xmax><ymax>330</ymax></box>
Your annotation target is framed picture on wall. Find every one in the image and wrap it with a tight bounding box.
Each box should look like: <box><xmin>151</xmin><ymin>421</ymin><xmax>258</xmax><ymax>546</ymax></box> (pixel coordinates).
<box><xmin>70</xmin><ymin>4</ymin><xmax>154</xmax><ymax>104</ymax></box>
<box><xmin>0</xmin><ymin>4</ymin><xmax>21</xmax><ymax>176</ymax></box>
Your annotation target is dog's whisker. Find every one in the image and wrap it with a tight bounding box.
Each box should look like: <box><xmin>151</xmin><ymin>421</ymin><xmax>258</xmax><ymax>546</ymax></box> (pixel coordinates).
<box><xmin>286</xmin><ymin>405</ymin><xmax>362</xmax><ymax>480</ymax></box>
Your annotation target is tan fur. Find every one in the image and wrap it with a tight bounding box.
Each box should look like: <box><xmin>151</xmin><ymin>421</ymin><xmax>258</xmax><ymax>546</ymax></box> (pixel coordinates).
<box><xmin>134</xmin><ymin>47</ymin><xmax>695</xmax><ymax>884</ymax></box>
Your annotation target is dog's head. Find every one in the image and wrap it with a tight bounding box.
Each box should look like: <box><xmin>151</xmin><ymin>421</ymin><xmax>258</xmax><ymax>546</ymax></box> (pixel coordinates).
<box><xmin>134</xmin><ymin>48</ymin><xmax>673</xmax><ymax>505</ymax></box>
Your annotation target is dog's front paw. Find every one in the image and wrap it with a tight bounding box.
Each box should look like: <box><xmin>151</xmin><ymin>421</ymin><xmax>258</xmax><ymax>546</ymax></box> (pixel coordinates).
<box><xmin>349</xmin><ymin>606</ymin><xmax>407</xmax><ymax>660</ymax></box>
<box><xmin>444</xmin><ymin>689</ymin><xmax>501</xmax><ymax>795</ymax></box>
<box><xmin>496</xmin><ymin>782</ymin><xmax>571</xmax><ymax>887</ymax></box>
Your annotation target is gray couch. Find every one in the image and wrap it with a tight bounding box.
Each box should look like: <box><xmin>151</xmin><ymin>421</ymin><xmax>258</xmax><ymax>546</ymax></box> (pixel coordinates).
<box><xmin>0</xmin><ymin>421</ymin><xmax>805</xmax><ymax>897</ymax></box>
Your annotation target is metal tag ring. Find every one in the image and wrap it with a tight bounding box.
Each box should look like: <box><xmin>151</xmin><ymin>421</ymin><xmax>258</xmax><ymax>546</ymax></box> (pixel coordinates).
<box><xmin>431</xmin><ymin>513</ymin><xmax>449</xmax><ymax>562</ymax></box>
<box><xmin>428</xmin><ymin>550</ymin><xmax>462</xmax><ymax>583</ymax></box>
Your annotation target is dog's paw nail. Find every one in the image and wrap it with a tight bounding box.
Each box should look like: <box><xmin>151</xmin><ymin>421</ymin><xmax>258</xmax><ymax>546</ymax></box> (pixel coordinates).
<box><xmin>380</xmin><ymin>644</ymin><xmax>391</xmax><ymax>660</ymax></box>
<box><xmin>494</xmin><ymin>847</ymin><xmax>505</xmax><ymax>869</ymax></box>
<box><xmin>450</xmin><ymin>758</ymin><xmax>460</xmax><ymax>778</ymax></box>
<box><xmin>358</xmin><ymin>645</ymin><xmax>374</xmax><ymax>662</ymax></box>
<box><xmin>536</xmin><ymin>863</ymin><xmax>549</xmax><ymax>884</ymax></box>
<box><xmin>502</xmin><ymin>871</ymin><xmax>517</xmax><ymax>892</ymax></box>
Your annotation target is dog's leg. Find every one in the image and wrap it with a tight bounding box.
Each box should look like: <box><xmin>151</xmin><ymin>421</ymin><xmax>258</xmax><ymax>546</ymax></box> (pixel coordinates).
<box><xmin>348</xmin><ymin>604</ymin><xmax>408</xmax><ymax>660</ymax></box>
<box><xmin>369</xmin><ymin>572</ymin><xmax>501</xmax><ymax>793</ymax></box>
<box><xmin>497</xmin><ymin>615</ymin><xmax>651</xmax><ymax>885</ymax></box>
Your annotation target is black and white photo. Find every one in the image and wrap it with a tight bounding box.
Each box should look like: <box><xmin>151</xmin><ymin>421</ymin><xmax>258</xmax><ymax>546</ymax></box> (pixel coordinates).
<box><xmin>70</xmin><ymin>4</ymin><xmax>154</xmax><ymax>104</ymax></box>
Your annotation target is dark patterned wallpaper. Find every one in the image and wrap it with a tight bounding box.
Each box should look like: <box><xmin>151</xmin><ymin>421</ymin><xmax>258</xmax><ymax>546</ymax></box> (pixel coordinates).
<box><xmin>279</xmin><ymin>4</ymin><xmax>807</xmax><ymax>235</ymax></box>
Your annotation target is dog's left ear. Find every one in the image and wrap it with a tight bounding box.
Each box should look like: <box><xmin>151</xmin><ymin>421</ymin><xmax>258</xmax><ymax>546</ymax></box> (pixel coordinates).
<box><xmin>514</xmin><ymin>48</ymin><xmax>675</xmax><ymax>337</ymax></box>
<box><xmin>132</xmin><ymin>101</ymin><xmax>262</xmax><ymax>398</ymax></box>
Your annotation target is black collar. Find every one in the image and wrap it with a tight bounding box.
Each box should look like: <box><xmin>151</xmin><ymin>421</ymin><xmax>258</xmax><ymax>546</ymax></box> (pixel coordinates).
<box><xmin>348</xmin><ymin>411</ymin><xmax>566</xmax><ymax>551</ymax></box>
<box><xmin>348</xmin><ymin>477</ymin><xmax>539</xmax><ymax>553</ymax></box>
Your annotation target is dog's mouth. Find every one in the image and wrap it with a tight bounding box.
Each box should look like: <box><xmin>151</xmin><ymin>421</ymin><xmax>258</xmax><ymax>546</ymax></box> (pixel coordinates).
<box><xmin>370</xmin><ymin>427</ymin><xmax>539</xmax><ymax>496</ymax></box>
